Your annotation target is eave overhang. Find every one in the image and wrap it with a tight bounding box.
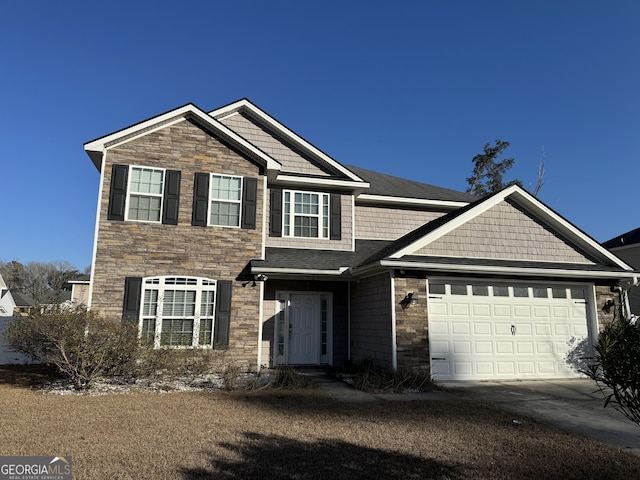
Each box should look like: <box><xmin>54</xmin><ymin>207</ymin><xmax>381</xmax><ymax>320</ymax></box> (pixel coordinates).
<box><xmin>355</xmin><ymin>193</ymin><xmax>468</xmax><ymax>210</ymax></box>
<box><xmin>84</xmin><ymin>103</ymin><xmax>282</xmax><ymax>175</ymax></box>
<box><xmin>351</xmin><ymin>258</ymin><xmax>639</xmax><ymax>282</ymax></box>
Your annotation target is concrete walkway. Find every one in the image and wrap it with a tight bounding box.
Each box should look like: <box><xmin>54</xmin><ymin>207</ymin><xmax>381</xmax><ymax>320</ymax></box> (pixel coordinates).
<box><xmin>308</xmin><ymin>372</ymin><xmax>640</xmax><ymax>455</ymax></box>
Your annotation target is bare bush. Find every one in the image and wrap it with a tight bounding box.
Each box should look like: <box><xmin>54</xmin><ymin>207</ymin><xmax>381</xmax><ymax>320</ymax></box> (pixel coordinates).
<box><xmin>3</xmin><ymin>308</ymin><xmax>138</xmax><ymax>389</ymax></box>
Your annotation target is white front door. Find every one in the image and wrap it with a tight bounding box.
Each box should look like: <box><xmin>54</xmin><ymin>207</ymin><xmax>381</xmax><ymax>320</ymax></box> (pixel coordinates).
<box><xmin>288</xmin><ymin>294</ymin><xmax>320</xmax><ymax>364</ymax></box>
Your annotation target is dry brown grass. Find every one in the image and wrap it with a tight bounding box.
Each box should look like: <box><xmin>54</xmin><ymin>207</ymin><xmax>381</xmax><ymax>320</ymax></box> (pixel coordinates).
<box><xmin>1</xmin><ymin>366</ymin><xmax>639</xmax><ymax>479</ymax></box>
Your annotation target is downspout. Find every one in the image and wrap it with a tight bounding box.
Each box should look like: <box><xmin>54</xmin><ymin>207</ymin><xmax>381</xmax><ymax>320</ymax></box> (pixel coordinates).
<box><xmin>390</xmin><ymin>273</ymin><xmax>397</xmax><ymax>370</ymax></box>
<box><xmin>347</xmin><ymin>281</ymin><xmax>351</xmax><ymax>362</ymax></box>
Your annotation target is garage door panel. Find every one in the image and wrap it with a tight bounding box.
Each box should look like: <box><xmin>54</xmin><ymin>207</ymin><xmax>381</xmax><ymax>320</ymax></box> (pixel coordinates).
<box><xmin>474</xmin><ymin>323</ymin><xmax>492</xmax><ymax>335</ymax></box>
<box><xmin>516</xmin><ymin>342</ymin><xmax>534</xmax><ymax>354</ymax></box>
<box><xmin>429</xmin><ymin>321</ymin><xmax>449</xmax><ymax>334</ymax></box>
<box><xmin>535</xmin><ymin>324</ymin><xmax>552</xmax><ymax>335</ymax></box>
<box><xmin>472</xmin><ymin>304</ymin><xmax>491</xmax><ymax>316</ymax></box>
<box><xmin>475</xmin><ymin>362</ymin><xmax>495</xmax><ymax>375</ymax></box>
<box><xmin>428</xmin><ymin>280</ymin><xmax>591</xmax><ymax>381</ymax></box>
<box><xmin>453</xmin><ymin>341</ymin><xmax>472</xmax><ymax>354</ymax></box>
<box><xmin>494</xmin><ymin>323</ymin><xmax>513</xmax><ymax>335</ymax></box>
<box><xmin>475</xmin><ymin>341</ymin><xmax>493</xmax><ymax>354</ymax></box>
<box><xmin>450</xmin><ymin>304</ymin><xmax>470</xmax><ymax>316</ymax></box>
<box><xmin>514</xmin><ymin>305</ymin><xmax>532</xmax><ymax>317</ymax></box>
<box><xmin>536</xmin><ymin>341</ymin><xmax>553</xmax><ymax>354</ymax></box>
<box><xmin>495</xmin><ymin>342</ymin><xmax>514</xmax><ymax>354</ymax></box>
<box><xmin>517</xmin><ymin>362</ymin><xmax>535</xmax><ymax>374</ymax></box>
<box><xmin>430</xmin><ymin>341</ymin><xmax>449</xmax><ymax>355</ymax></box>
<box><xmin>451</xmin><ymin>322</ymin><xmax>471</xmax><ymax>335</ymax></box>
<box><xmin>493</xmin><ymin>305</ymin><xmax>511</xmax><ymax>317</ymax></box>
<box><xmin>453</xmin><ymin>362</ymin><xmax>473</xmax><ymax>375</ymax></box>
<box><xmin>496</xmin><ymin>362</ymin><xmax>516</xmax><ymax>375</ymax></box>
<box><xmin>533</xmin><ymin>306</ymin><xmax>551</xmax><ymax>318</ymax></box>
<box><xmin>429</xmin><ymin>303</ymin><xmax>448</xmax><ymax>316</ymax></box>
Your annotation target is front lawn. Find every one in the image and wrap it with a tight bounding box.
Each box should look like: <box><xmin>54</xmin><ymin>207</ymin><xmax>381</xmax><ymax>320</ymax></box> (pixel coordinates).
<box><xmin>0</xmin><ymin>367</ymin><xmax>638</xmax><ymax>479</ymax></box>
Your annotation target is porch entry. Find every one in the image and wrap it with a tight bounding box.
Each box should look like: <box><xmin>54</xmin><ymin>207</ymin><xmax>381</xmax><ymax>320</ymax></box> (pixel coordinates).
<box><xmin>275</xmin><ymin>292</ymin><xmax>332</xmax><ymax>365</ymax></box>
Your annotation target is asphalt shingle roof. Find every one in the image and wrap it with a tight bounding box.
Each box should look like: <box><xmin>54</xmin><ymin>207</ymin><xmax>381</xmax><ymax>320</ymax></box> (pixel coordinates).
<box><xmin>602</xmin><ymin>227</ymin><xmax>640</xmax><ymax>249</ymax></box>
<box><xmin>253</xmin><ymin>240</ymin><xmax>392</xmax><ymax>272</ymax></box>
<box><xmin>347</xmin><ymin>165</ymin><xmax>477</xmax><ymax>203</ymax></box>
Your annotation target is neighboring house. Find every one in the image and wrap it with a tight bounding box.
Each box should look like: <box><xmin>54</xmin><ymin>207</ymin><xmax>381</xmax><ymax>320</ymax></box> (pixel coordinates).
<box><xmin>63</xmin><ymin>274</ymin><xmax>91</xmax><ymax>308</ymax></box>
<box><xmin>11</xmin><ymin>292</ymin><xmax>35</xmax><ymax>316</ymax></box>
<box><xmin>83</xmin><ymin>99</ymin><xmax>638</xmax><ymax>381</ymax></box>
<box><xmin>0</xmin><ymin>275</ymin><xmax>32</xmax><ymax>364</ymax></box>
<box><xmin>603</xmin><ymin>227</ymin><xmax>640</xmax><ymax>315</ymax></box>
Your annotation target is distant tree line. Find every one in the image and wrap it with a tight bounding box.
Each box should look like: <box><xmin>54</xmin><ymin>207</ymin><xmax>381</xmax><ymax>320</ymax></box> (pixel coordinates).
<box><xmin>0</xmin><ymin>260</ymin><xmax>87</xmax><ymax>305</ymax></box>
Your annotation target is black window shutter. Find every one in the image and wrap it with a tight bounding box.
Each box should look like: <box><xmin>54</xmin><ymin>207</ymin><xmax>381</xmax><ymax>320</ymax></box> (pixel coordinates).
<box><xmin>122</xmin><ymin>277</ymin><xmax>142</xmax><ymax>324</ymax></box>
<box><xmin>330</xmin><ymin>193</ymin><xmax>342</xmax><ymax>240</ymax></box>
<box><xmin>241</xmin><ymin>177</ymin><xmax>258</xmax><ymax>230</ymax></box>
<box><xmin>162</xmin><ymin>170</ymin><xmax>181</xmax><ymax>225</ymax></box>
<box><xmin>192</xmin><ymin>173</ymin><xmax>210</xmax><ymax>227</ymax></box>
<box><xmin>214</xmin><ymin>280</ymin><xmax>232</xmax><ymax>347</ymax></box>
<box><xmin>269</xmin><ymin>188</ymin><xmax>282</xmax><ymax>237</ymax></box>
<box><xmin>108</xmin><ymin>164</ymin><xmax>129</xmax><ymax>221</ymax></box>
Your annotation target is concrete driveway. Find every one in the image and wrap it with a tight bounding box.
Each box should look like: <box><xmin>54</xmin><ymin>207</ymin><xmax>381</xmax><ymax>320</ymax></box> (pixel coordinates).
<box><xmin>442</xmin><ymin>379</ymin><xmax>640</xmax><ymax>456</ymax></box>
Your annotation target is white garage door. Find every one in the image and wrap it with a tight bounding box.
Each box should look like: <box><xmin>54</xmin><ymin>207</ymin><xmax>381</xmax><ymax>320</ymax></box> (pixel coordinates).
<box><xmin>427</xmin><ymin>280</ymin><xmax>591</xmax><ymax>381</ymax></box>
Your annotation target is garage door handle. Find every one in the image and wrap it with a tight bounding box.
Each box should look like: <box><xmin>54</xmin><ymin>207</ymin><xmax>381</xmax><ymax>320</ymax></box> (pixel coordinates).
<box><xmin>511</xmin><ymin>325</ymin><xmax>516</xmax><ymax>335</ymax></box>
<box><xmin>431</xmin><ymin>357</ymin><xmax>446</xmax><ymax>361</ymax></box>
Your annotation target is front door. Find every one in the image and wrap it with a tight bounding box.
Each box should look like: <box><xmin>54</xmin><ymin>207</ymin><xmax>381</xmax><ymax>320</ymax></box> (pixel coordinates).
<box><xmin>288</xmin><ymin>294</ymin><xmax>320</xmax><ymax>364</ymax></box>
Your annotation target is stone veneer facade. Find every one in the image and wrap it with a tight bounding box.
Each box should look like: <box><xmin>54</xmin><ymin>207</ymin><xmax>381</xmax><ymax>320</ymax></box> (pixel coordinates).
<box><xmin>91</xmin><ymin>119</ymin><xmax>264</xmax><ymax>368</ymax></box>
<box><xmin>393</xmin><ymin>277</ymin><xmax>429</xmax><ymax>370</ymax></box>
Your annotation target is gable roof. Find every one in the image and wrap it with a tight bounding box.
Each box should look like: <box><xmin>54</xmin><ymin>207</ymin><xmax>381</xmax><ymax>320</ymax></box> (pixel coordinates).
<box><xmin>603</xmin><ymin>227</ymin><xmax>640</xmax><ymax>249</ymax></box>
<box><xmin>84</xmin><ymin>103</ymin><xmax>282</xmax><ymax>175</ymax></box>
<box><xmin>353</xmin><ymin>184</ymin><xmax>637</xmax><ymax>280</ymax></box>
<box><xmin>347</xmin><ymin>165</ymin><xmax>476</xmax><ymax>206</ymax></box>
<box><xmin>210</xmin><ymin>99</ymin><xmax>368</xmax><ymax>186</ymax></box>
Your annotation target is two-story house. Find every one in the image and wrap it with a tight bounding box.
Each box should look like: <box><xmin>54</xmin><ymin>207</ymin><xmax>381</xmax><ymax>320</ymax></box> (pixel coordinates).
<box><xmin>84</xmin><ymin>99</ymin><xmax>638</xmax><ymax>381</ymax></box>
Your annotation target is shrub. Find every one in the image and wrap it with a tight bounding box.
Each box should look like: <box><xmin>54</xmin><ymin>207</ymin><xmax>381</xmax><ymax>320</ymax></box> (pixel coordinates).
<box><xmin>350</xmin><ymin>359</ymin><xmax>434</xmax><ymax>393</ymax></box>
<box><xmin>584</xmin><ymin>314</ymin><xmax>640</xmax><ymax>427</ymax></box>
<box><xmin>3</xmin><ymin>308</ymin><xmax>138</xmax><ymax>389</ymax></box>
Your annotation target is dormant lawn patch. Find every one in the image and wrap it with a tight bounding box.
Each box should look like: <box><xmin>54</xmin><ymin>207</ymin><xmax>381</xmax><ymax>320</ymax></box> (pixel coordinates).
<box><xmin>1</xmin><ymin>367</ymin><xmax>639</xmax><ymax>479</ymax></box>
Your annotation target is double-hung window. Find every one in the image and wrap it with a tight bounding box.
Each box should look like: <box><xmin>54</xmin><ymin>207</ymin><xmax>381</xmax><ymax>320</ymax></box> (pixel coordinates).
<box><xmin>140</xmin><ymin>276</ymin><xmax>216</xmax><ymax>348</ymax></box>
<box><xmin>127</xmin><ymin>166</ymin><xmax>165</xmax><ymax>222</ymax></box>
<box><xmin>210</xmin><ymin>174</ymin><xmax>242</xmax><ymax>227</ymax></box>
<box><xmin>283</xmin><ymin>190</ymin><xmax>330</xmax><ymax>238</ymax></box>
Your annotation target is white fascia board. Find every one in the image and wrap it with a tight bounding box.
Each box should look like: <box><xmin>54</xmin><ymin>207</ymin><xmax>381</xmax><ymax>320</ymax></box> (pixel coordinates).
<box><xmin>252</xmin><ymin>266</ymin><xmax>349</xmax><ymax>276</ymax></box>
<box><xmin>273</xmin><ymin>174</ymin><xmax>370</xmax><ymax>191</ymax></box>
<box><xmin>84</xmin><ymin>104</ymin><xmax>282</xmax><ymax>173</ymax></box>
<box><xmin>356</xmin><ymin>193</ymin><xmax>468</xmax><ymax>209</ymax></box>
<box><xmin>210</xmin><ymin>99</ymin><xmax>366</xmax><ymax>183</ymax></box>
<box><xmin>378</xmin><ymin>259</ymin><xmax>638</xmax><ymax>280</ymax></box>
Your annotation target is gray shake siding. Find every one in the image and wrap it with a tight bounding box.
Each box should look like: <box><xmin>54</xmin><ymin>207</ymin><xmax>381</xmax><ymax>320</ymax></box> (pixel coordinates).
<box><xmin>219</xmin><ymin>113</ymin><xmax>332</xmax><ymax>176</ymax></box>
<box><xmin>355</xmin><ymin>205</ymin><xmax>444</xmax><ymax>241</ymax></box>
<box><xmin>91</xmin><ymin>119</ymin><xmax>264</xmax><ymax>367</ymax></box>
<box><xmin>349</xmin><ymin>273</ymin><xmax>394</xmax><ymax>369</ymax></box>
<box><xmin>416</xmin><ymin>200</ymin><xmax>595</xmax><ymax>264</ymax></box>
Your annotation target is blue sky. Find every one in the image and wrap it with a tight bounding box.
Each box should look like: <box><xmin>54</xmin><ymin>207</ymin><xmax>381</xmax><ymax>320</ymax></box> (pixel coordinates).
<box><xmin>1</xmin><ymin>1</ymin><xmax>638</xmax><ymax>270</ymax></box>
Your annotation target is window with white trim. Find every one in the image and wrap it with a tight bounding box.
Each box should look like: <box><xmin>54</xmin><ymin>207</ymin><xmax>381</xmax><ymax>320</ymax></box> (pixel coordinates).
<box><xmin>283</xmin><ymin>190</ymin><xmax>330</xmax><ymax>238</ymax></box>
<box><xmin>126</xmin><ymin>166</ymin><xmax>165</xmax><ymax>222</ymax></box>
<box><xmin>210</xmin><ymin>174</ymin><xmax>242</xmax><ymax>227</ymax></box>
<box><xmin>140</xmin><ymin>276</ymin><xmax>216</xmax><ymax>348</ymax></box>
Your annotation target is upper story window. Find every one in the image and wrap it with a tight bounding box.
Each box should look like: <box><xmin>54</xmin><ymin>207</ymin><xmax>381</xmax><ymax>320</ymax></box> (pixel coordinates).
<box><xmin>210</xmin><ymin>174</ymin><xmax>243</xmax><ymax>227</ymax></box>
<box><xmin>283</xmin><ymin>190</ymin><xmax>330</xmax><ymax>238</ymax></box>
<box><xmin>108</xmin><ymin>164</ymin><xmax>181</xmax><ymax>225</ymax></box>
<box><xmin>127</xmin><ymin>167</ymin><xmax>165</xmax><ymax>222</ymax></box>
